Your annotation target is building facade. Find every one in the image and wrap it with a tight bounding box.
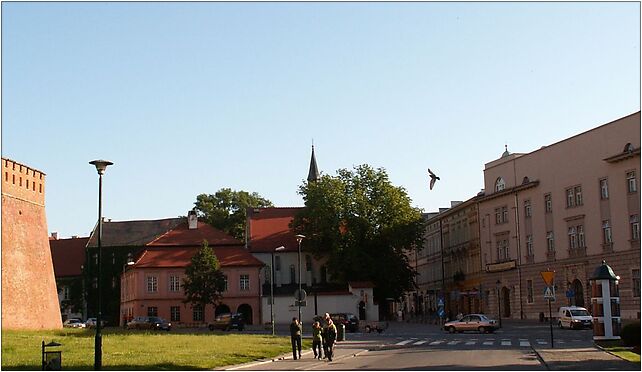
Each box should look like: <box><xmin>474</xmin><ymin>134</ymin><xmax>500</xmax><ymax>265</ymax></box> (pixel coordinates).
<box><xmin>50</xmin><ymin>235</ymin><xmax>89</xmax><ymax>321</ymax></box>
<box><xmin>2</xmin><ymin>158</ymin><xmax>62</xmax><ymax>329</ymax></box>
<box><xmin>478</xmin><ymin>112</ymin><xmax>640</xmax><ymax>320</ymax></box>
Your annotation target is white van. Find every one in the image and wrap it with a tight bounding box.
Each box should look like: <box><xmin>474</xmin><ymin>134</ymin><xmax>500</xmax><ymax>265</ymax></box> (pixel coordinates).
<box><xmin>557</xmin><ymin>306</ymin><xmax>592</xmax><ymax>329</ymax></box>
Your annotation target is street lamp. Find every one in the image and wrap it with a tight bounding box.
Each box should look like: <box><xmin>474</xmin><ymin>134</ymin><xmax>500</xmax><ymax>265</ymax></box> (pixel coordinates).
<box><xmin>89</xmin><ymin>159</ymin><xmax>112</xmax><ymax>371</ymax></box>
<box><xmin>495</xmin><ymin>279</ymin><xmax>502</xmax><ymax>328</ymax></box>
<box><xmin>295</xmin><ymin>234</ymin><xmax>306</xmax><ymax>322</ymax></box>
<box><xmin>271</xmin><ymin>246</ymin><xmax>285</xmax><ymax>335</ymax></box>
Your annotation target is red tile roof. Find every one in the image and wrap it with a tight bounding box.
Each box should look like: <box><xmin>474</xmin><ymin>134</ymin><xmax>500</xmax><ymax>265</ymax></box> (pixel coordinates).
<box><xmin>247</xmin><ymin>207</ymin><xmax>303</xmax><ymax>253</ymax></box>
<box><xmin>49</xmin><ymin>237</ymin><xmax>89</xmax><ymax>277</ymax></box>
<box><xmin>133</xmin><ymin>246</ymin><xmax>264</xmax><ymax>268</ymax></box>
<box><xmin>147</xmin><ymin>221</ymin><xmax>242</xmax><ymax>247</ymax></box>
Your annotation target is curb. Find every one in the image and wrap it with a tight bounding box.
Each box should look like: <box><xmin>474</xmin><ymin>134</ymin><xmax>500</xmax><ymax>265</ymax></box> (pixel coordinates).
<box><xmin>593</xmin><ymin>342</ymin><xmax>640</xmax><ymax>362</ymax></box>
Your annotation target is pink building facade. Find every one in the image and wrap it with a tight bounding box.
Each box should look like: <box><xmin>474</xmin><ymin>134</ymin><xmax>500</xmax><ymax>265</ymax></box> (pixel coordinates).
<box><xmin>479</xmin><ymin>112</ymin><xmax>640</xmax><ymax>320</ymax></box>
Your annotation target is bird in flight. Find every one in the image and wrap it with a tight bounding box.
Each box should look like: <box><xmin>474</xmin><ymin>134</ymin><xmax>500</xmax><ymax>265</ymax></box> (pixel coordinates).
<box><xmin>428</xmin><ymin>168</ymin><xmax>440</xmax><ymax>190</ymax></box>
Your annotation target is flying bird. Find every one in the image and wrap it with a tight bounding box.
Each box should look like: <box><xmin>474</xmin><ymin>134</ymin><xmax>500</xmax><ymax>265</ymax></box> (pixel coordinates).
<box><xmin>428</xmin><ymin>168</ymin><xmax>440</xmax><ymax>190</ymax></box>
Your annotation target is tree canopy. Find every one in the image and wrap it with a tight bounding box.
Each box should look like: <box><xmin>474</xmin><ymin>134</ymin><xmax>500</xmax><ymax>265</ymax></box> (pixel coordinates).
<box><xmin>182</xmin><ymin>240</ymin><xmax>227</xmax><ymax>309</ymax></box>
<box><xmin>194</xmin><ymin>188</ymin><xmax>273</xmax><ymax>241</ymax></box>
<box><xmin>292</xmin><ymin>164</ymin><xmax>424</xmax><ymax>303</ymax></box>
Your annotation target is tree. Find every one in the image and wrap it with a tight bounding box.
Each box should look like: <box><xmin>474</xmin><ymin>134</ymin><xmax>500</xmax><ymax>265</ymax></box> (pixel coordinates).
<box><xmin>292</xmin><ymin>164</ymin><xmax>424</xmax><ymax>303</ymax></box>
<box><xmin>182</xmin><ymin>240</ymin><xmax>227</xmax><ymax>311</ymax></box>
<box><xmin>194</xmin><ymin>188</ymin><xmax>273</xmax><ymax>241</ymax></box>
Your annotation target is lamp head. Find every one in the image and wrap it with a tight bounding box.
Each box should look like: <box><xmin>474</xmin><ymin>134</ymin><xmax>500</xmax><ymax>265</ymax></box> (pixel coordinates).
<box><xmin>275</xmin><ymin>246</ymin><xmax>285</xmax><ymax>252</ymax></box>
<box><xmin>295</xmin><ymin>234</ymin><xmax>306</xmax><ymax>243</ymax></box>
<box><xmin>89</xmin><ymin>160</ymin><xmax>113</xmax><ymax>175</ymax></box>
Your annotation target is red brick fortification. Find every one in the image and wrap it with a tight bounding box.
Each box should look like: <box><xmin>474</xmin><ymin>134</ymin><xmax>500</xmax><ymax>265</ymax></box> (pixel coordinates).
<box><xmin>2</xmin><ymin>158</ymin><xmax>62</xmax><ymax>329</ymax></box>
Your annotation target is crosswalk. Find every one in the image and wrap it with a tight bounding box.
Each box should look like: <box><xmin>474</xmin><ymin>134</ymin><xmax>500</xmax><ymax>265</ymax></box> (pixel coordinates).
<box><xmin>391</xmin><ymin>337</ymin><xmax>584</xmax><ymax>348</ymax></box>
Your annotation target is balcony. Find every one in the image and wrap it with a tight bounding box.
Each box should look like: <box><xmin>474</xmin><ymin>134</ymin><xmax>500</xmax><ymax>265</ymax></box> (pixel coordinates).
<box><xmin>546</xmin><ymin>250</ymin><xmax>556</xmax><ymax>261</ymax></box>
<box><xmin>601</xmin><ymin>243</ymin><xmax>614</xmax><ymax>253</ymax></box>
<box><xmin>525</xmin><ymin>254</ymin><xmax>535</xmax><ymax>264</ymax></box>
<box><xmin>568</xmin><ymin>246</ymin><xmax>587</xmax><ymax>258</ymax></box>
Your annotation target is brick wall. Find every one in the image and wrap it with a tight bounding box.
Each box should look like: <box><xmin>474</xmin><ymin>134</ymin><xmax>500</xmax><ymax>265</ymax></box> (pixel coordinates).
<box><xmin>1</xmin><ymin>158</ymin><xmax>62</xmax><ymax>329</ymax></box>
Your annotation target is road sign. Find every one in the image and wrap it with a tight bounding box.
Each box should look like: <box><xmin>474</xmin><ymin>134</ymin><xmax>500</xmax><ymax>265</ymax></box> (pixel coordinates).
<box><xmin>437</xmin><ymin>298</ymin><xmax>444</xmax><ymax>307</ymax></box>
<box><xmin>565</xmin><ymin>289</ymin><xmax>575</xmax><ymax>299</ymax></box>
<box><xmin>294</xmin><ymin>289</ymin><xmax>307</xmax><ymax>301</ymax></box>
<box><xmin>295</xmin><ymin>300</ymin><xmax>307</xmax><ymax>307</ymax></box>
<box><xmin>544</xmin><ymin>286</ymin><xmax>556</xmax><ymax>300</ymax></box>
<box><xmin>540</xmin><ymin>271</ymin><xmax>556</xmax><ymax>286</ymax></box>
<box><xmin>437</xmin><ymin>308</ymin><xmax>445</xmax><ymax>318</ymax></box>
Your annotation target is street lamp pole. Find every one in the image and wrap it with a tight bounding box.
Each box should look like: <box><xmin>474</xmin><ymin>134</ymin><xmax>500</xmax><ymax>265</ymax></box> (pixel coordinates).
<box><xmin>271</xmin><ymin>246</ymin><xmax>285</xmax><ymax>336</ymax></box>
<box><xmin>496</xmin><ymin>279</ymin><xmax>502</xmax><ymax>328</ymax></box>
<box><xmin>89</xmin><ymin>159</ymin><xmax>113</xmax><ymax>371</ymax></box>
<box><xmin>295</xmin><ymin>235</ymin><xmax>306</xmax><ymax>322</ymax></box>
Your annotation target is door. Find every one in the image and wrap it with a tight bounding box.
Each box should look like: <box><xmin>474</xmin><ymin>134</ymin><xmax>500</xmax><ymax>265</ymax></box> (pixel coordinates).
<box><xmin>501</xmin><ymin>287</ymin><xmax>511</xmax><ymax>318</ymax></box>
<box><xmin>572</xmin><ymin>279</ymin><xmax>584</xmax><ymax>308</ymax></box>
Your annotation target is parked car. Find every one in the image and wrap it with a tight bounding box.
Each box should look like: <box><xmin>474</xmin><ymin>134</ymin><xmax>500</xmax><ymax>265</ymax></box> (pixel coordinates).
<box><xmin>209</xmin><ymin>313</ymin><xmax>245</xmax><ymax>331</ymax></box>
<box><xmin>126</xmin><ymin>316</ymin><xmax>172</xmax><ymax>331</ymax></box>
<box><xmin>330</xmin><ymin>313</ymin><xmax>359</xmax><ymax>332</ymax></box>
<box><xmin>443</xmin><ymin>314</ymin><xmax>498</xmax><ymax>333</ymax></box>
<box><xmin>558</xmin><ymin>306</ymin><xmax>593</xmax><ymax>329</ymax></box>
<box><xmin>85</xmin><ymin>318</ymin><xmax>107</xmax><ymax>328</ymax></box>
<box><xmin>63</xmin><ymin>318</ymin><xmax>86</xmax><ymax>328</ymax></box>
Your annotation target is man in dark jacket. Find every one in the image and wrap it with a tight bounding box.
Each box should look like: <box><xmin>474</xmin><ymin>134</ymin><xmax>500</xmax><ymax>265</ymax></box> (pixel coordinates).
<box><xmin>290</xmin><ymin>317</ymin><xmax>302</xmax><ymax>360</ymax></box>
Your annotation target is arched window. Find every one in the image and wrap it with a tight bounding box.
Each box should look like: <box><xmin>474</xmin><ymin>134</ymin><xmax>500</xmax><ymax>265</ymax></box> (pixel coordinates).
<box><xmin>290</xmin><ymin>265</ymin><xmax>296</xmax><ymax>284</ymax></box>
<box><xmin>495</xmin><ymin>177</ymin><xmax>505</xmax><ymax>192</ymax></box>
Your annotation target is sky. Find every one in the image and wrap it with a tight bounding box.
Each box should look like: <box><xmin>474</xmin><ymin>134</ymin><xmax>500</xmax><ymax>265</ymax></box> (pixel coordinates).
<box><xmin>2</xmin><ymin>2</ymin><xmax>640</xmax><ymax>238</ymax></box>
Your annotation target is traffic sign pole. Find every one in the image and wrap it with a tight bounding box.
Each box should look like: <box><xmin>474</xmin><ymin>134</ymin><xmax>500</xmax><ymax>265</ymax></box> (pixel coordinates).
<box><xmin>549</xmin><ymin>298</ymin><xmax>554</xmax><ymax>348</ymax></box>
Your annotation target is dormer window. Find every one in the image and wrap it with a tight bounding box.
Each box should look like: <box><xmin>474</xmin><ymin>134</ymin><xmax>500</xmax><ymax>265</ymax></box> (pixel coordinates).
<box><xmin>495</xmin><ymin>177</ymin><xmax>506</xmax><ymax>192</ymax></box>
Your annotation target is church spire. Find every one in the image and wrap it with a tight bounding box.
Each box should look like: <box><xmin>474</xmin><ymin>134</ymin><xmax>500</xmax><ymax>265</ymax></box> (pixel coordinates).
<box><xmin>307</xmin><ymin>144</ymin><xmax>320</xmax><ymax>182</ymax></box>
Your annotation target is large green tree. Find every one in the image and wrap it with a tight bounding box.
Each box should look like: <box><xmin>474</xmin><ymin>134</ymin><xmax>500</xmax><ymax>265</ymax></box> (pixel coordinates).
<box><xmin>194</xmin><ymin>188</ymin><xmax>273</xmax><ymax>241</ymax></box>
<box><xmin>292</xmin><ymin>164</ymin><xmax>424</xmax><ymax>303</ymax></box>
<box><xmin>182</xmin><ymin>240</ymin><xmax>227</xmax><ymax>310</ymax></box>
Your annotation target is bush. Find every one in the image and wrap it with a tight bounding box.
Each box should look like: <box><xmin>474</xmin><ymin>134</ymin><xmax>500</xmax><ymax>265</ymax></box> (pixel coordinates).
<box><xmin>621</xmin><ymin>322</ymin><xmax>640</xmax><ymax>347</ymax></box>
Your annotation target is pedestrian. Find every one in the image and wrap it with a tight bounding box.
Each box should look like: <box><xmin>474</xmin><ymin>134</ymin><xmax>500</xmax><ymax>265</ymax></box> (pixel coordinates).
<box><xmin>322</xmin><ymin>313</ymin><xmax>331</xmax><ymax>359</ymax></box>
<box><xmin>325</xmin><ymin>318</ymin><xmax>338</xmax><ymax>361</ymax></box>
<box><xmin>289</xmin><ymin>317</ymin><xmax>302</xmax><ymax>360</ymax></box>
<box><xmin>312</xmin><ymin>321</ymin><xmax>323</xmax><ymax>360</ymax></box>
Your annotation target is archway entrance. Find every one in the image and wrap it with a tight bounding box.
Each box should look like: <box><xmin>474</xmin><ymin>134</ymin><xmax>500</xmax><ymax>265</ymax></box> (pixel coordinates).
<box><xmin>237</xmin><ymin>304</ymin><xmax>253</xmax><ymax>325</ymax></box>
<box><xmin>501</xmin><ymin>287</ymin><xmax>511</xmax><ymax>318</ymax></box>
<box><xmin>572</xmin><ymin>279</ymin><xmax>584</xmax><ymax>308</ymax></box>
<box><xmin>215</xmin><ymin>304</ymin><xmax>230</xmax><ymax>317</ymax></box>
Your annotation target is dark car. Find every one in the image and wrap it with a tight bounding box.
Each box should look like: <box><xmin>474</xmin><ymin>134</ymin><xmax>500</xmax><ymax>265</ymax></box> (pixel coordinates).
<box><xmin>330</xmin><ymin>313</ymin><xmax>359</xmax><ymax>332</ymax></box>
<box><xmin>209</xmin><ymin>313</ymin><xmax>245</xmax><ymax>331</ymax></box>
<box><xmin>126</xmin><ymin>316</ymin><xmax>172</xmax><ymax>331</ymax></box>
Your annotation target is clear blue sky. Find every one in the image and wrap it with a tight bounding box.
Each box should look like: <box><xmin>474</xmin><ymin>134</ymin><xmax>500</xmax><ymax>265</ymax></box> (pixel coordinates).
<box><xmin>2</xmin><ymin>2</ymin><xmax>640</xmax><ymax>238</ymax></box>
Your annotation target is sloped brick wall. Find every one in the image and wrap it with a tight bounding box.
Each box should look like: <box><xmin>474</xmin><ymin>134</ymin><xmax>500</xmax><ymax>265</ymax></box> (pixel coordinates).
<box><xmin>1</xmin><ymin>158</ymin><xmax>62</xmax><ymax>329</ymax></box>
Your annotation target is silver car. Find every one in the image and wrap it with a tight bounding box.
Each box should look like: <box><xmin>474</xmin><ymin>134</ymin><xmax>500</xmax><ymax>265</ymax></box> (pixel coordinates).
<box><xmin>444</xmin><ymin>314</ymin><xmax>498</xmax><ymax>333</ymax></box>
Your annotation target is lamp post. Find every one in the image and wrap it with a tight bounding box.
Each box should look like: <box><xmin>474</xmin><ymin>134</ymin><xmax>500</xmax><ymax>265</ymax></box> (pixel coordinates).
<box><xmin>496</xmin><ymin>279</ymin><xmax>502</xmax><ymax>328</ymax></box>
<box><xmin>295</xmin><ymin>235</ymin><xmax>306</xmax><ymax>322</ymax></box>
<box><xmin>271</xmin><ymin>246</ymin><xmax>285</xmax><ymax>335</ymax></box>
<box><xmin>89</xmin><ymin>159</ymin><xmax>113</xmax><ymax>370</ymax></box>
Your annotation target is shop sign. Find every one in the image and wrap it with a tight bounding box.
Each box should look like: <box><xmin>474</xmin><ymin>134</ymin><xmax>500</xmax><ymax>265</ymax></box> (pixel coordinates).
<box><xmin>485</xmin><ymin>260</ymin><xmax>516</xmax><ymax>272</ymax></box>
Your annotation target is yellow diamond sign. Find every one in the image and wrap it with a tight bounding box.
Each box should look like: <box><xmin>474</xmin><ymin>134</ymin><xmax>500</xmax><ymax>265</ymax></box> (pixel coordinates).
<box><xmin>540</xmin><ymin>271</ymin><xmax>555</xmax><ymax>286</ymax></box>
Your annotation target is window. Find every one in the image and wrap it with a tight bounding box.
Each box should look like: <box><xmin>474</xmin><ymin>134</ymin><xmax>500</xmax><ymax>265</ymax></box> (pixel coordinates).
<box><xmin>495</xmin><ymin>206</ymin><xmax>508</xmax><ymax>224</ymax></box>
<box><xmin>574</xmin><ymin>186</ymin><xmax>583</xmax><ymax>206</ymax></box>
<box><xmin>240</xmin><ymin>274</ymin><xmax>250</xmax><ymax>291</ymax></box>
<box><xmin>112</xmin><ymin>277</ymin><xmax>117</xmax><ymax>289</ymax></box>
<box><xmin>524</xmin><ymin>200</ymin><xmax>532</xmax><ymax>218</ymax></box>
<box><xmin>93</xmin><ymin>253</ymin><xmax>98</xmax><ymax>265</ymax></box>
<box><xmin>306</xmin><ymin>255</ymin><xmax>312</xmax><ymax>271</ymax></box>
<box><xmin>631</xmin><ymin>215</ymin><xmax>640</xmax><ymax>241</ymax></box>
<box><xmin>146</xmin><ymin>276</ymin><xmax>158</xmax><ymax>293</ymax></box>
<box><xmin>603</xmin><ymin>220</ymin><xmax>613</xmax><ymax>244</ymax></box>
<box><xmin>275</xmin><ymin>256</ymin><xmax>281</xmax><ymax>271</ymax></box>
<box><xmin>527</xmin><ymin>280</ymin><xmax>534</xmax><ymax>304</ymax></box>
<box><xmin>600</xmin><ymin>179</ymin><xmax>609</xmax><ymax>199</ymax></box>
<box><xmin>496</xmin><ymin>239</ymin><xmax>509</xmax><ymax>261</ymax></box>
<box><xmin>633</xmin><ymin>269</ymin><xmax>640</xmax><ymax>298</ymax></box>
<box><xmin>147</xmin><ymin>306</ymin><xmax>158</xmax><ymax>317</ymax></box>
<box><xmin>495</xmin><ymin>177</ymin><xmax>506</xmax><ymax>192</ymax></box>
<box><xmin>170</xmin><ymin>306</ymin><xmax>181</xmax><ymax>322</ymax></box>
<box><xmin>223</xmin><ymin>275</ymin><xmax>228</xmax><ymax>292</ymax></box>
<box><xmin>169</xmin><ymin>275</ymin><xmax>181</xmax><ymax>292</ymax></box>
<box><xmin>63</xmin><ymin>286</ymin><xmax>71</xmax><ymax>301</ymax></box>
<box><xmin>290</xmin><ymin>265</ymin><xmax>296</xmax><ymax>284</ymax></box>
<box><xmin>545</xmin><ymin>194</ymin><xmax>552</xmax><ymax>213</ymax></box>
<box><xmin>627</xmin><ymin>171</ymin><xmax>637</xmax><ymax>193</ymax></box>
<box><xmin>193</xmin><ymin>305</ymin><xmax>204</xmax><ymax>321</ymax></box>
<box><xmin>566</xmin><ymin>188</ymin><xmax>575</xmax><ymax>208</ymax></box>
<box><xmin>568</xmin><ymin>227</ymin><xmax>577</xmax><ymax>249</ymax></box>
<box><xmin>526</xmin><ymin>235</ymin><xmax>533</xmax><ymax>256</ymax></box>
<box><xmin>546</xmin><ymin>232</ymin><xmax>555</xmax><ymax>252</ymax></box>
<box><xmin>92</xmin><ymin>277</ymin><xmax>98</xmax><ymax>289</ymax></box>
<box><xmin>577</xmin><ymin>225</ymin><xmax>585</xmax><ymax>248</ymax></box>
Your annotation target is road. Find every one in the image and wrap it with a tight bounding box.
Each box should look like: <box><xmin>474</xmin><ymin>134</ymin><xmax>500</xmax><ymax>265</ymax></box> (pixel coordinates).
<box><xmin>224</xmin><ymin>320</ymin><xmax>602</xmax><ymax>370</ymax></box>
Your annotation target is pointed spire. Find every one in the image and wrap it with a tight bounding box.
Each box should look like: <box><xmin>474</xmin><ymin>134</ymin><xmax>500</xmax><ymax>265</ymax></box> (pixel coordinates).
<box><xmin>307</xmin><ymin>145</ymin><xmax>320</xmax><ymax>182</ymax></box>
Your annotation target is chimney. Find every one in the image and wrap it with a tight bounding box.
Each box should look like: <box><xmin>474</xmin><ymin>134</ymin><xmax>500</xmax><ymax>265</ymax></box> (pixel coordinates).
<box><xmin>50</xmin><ymin>232</ymin><xmax>58</xmax><ymax>240</ymax></box>
<box><xmin>72</xmin><ymin>235</ymin><xmax>79</xmax><ymax>239</ymax></box>
<box><xmin>188</xmin><ymin>210</ymin><xmax>198</xmax><ymax>230</ymax></box>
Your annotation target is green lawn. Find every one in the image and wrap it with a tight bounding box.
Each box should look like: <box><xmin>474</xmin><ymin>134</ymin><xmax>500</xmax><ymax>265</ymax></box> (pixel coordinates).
<box><xmin>596</xmin><ymin>340</ymin><xmax>641</xmax><ymax>364</ymax></box>
<box><xmin>2</xmin><ymin>328</ymin><xmax>310</xmax><ymax>370</ymax></box>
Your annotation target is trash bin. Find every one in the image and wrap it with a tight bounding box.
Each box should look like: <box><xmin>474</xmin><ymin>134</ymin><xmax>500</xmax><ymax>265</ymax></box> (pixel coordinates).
<box><xmin>337</xmin><ymin>324</ymin><xmax>345</xmax><ymax>341</ymax></box>
<box><xmin>42</xmin><ymin>341</ymin><xmax>62</xmax><ymax>370</ymax></box>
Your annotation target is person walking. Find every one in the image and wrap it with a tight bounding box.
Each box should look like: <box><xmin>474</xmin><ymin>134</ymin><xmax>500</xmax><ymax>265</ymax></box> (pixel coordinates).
<box><xmin>312</xmin><ymin>321</ymin><xmax>323</xmax><ymax>360</ymax></box>
<box><xmin>322</xmin><ymin>313</ymin><xmax>331</xmax><ymax>359</ymax></box>
<box><xmin>290</xmin><ymin>317</ymin><xmax>302</xmax><ymax>360</ymax></box>
<box><xmin>325</xmin><ymin>318</ymin><xmax>338</xmax><ymax>361</ymax></box>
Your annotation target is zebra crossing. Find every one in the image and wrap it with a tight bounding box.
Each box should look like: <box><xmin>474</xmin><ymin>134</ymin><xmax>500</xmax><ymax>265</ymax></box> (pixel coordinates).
<box><xmin>391</xmin><ymin>337</ymin><xmax>584</xmax><ymax>348</ymax></box>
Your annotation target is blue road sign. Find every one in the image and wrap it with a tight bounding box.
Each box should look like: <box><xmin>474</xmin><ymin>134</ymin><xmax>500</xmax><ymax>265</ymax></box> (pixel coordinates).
<box><xmin>565</xmin><ymin>289</ymin><xmax>575</xmax><ymax>298</ymax></box>
<box><xmin>438</xmin><ymin>308</ymin><xmax>445</xmax><ymax>318</ymax></box>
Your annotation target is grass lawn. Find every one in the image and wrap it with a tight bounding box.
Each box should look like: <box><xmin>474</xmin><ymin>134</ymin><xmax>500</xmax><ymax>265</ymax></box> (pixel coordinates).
<box><xmin>596</xmin><ymin>340</ymin><xmax>641</xmax><ymax>364</ymax></box>
<box><xmin>2</xmin><ymin>328</ymin><xmax>311</xmax><ymax>370</ymax></box>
